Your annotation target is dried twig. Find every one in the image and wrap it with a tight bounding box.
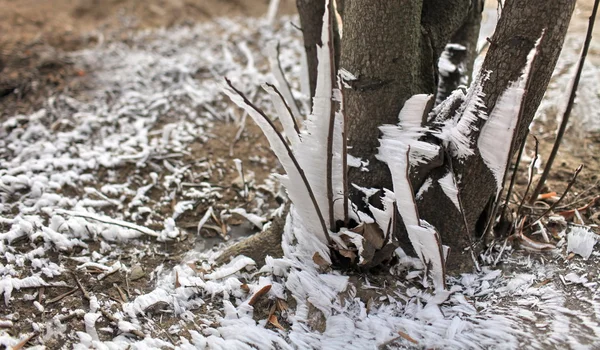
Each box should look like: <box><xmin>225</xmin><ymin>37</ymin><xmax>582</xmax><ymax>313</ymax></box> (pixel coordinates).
<box><xmin>73</xmin><ymin>273</ymin><xmax>90</xmax><ymax>301</ymax></box>
<box><xmin>499</xmin><ymin>130</ymin><xmax>529</xmax><ymax>221</ymax></box>
<box><xmin>528</xmin><ymin>164</ymin><xmax>584</xmax><ymax>227</ymax></box>
<box><xmin>46</xmin><ymin>287</ymin><xmax>78</xmax><ymax>305</ymax></box>
<box><xmin>516</xmin><ymin>136</ymin><xmax>539</xmax><ymax>219</ymax></box>
<box><xmin>324</xmin><ymin>0</ymin><xmax>338</xmax><ymax>230</ymax></box>
<box><xmin>529</xmin><ymin>0</ymin><xmax>599</xmax><ymax>203</ymax></box>
<box><xmin>56</xmin><ymin>209</ymin><xmax>159</xmax><ymax>237</ymax></box>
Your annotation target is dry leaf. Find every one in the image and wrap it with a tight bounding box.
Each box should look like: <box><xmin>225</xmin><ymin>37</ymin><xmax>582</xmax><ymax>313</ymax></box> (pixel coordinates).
<box><xmin>268</xmin><ymin>314</ymin><xmax>285</xmax><ymax>330</ymax></box>
<box><xmin>187</xmin><ymin>262</ymin><xmax>208</xmax><ymax>274</ymax></box>
<box><xmin>276</xmin><ymin>299</ymin><xmax>288</xmax><ymax>311</ymax></box>
<box><xmin>352</xmin><ymin>222</ymin><xmax>385</xmax><ymax>249</ymax></box>
<box><xmin>248</xmin><ymin>285</ymin><xmax>272</xmax><ymax>306</ymax></box>
<box><xmin>312</xmin><ymin>252</ymin><xmax>330</xmax><ymax>270</ymax></box>
<box><xmin>398</xmin><ymin>331</ymin><xmax>418</xmax><ymax>344</ymax></box>
<box><xmin>339</xmin><ymin>249</ymin><xmax>357</xmax><ymax>262</ymax></box>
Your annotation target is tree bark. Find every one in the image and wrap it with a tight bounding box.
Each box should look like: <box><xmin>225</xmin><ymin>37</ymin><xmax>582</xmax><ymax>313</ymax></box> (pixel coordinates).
<box><xmin>296</xmin><ymin>0</ymin><xmax>325</xmax><ymax>100</ymax></box>
<box><xmin>436</xmin><ymin>0</ymin><xmax>484</xmax><ymax>104</ymax></box>
<box><xmin>342</xmin><ymin>0</ymin><xmax>575</xmax><ymax>272</ymax></box>
<box><xmin>341</xmin><ymin>0</ymin><xmax>470</xmax><ymax>207</ymax></box>
<box><xmin>296</xmin><ymin>0</ymin><xmax>341</xmax><ymax>101</ymax></box>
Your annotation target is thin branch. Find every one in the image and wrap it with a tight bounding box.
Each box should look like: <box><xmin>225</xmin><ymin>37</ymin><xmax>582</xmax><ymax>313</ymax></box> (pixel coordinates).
<box><xmin>270</xmin><ymin>41</ymin><xmax>302</xmax><ymax>123</ymax></box>
<box><xmin>529</xmin><ymin>0</ymin><xmax>599</xmax><ymax>203</ymax></box>
<box><xmin>516</xmin><ymin>136</ymin><xmax>539</xmax><ymax>219</ymax></box>
<box><xmin>264</xmin><ymin>82</ymin><xmax>300</xmax><ymax>133</ymax></box>
<box><xmin>56</xmin><ymin>209</ymin><xmax>159</xmax><ymax>237</ymax></box>
<box><xmin>528</xmin><ymin>164</ymin><xmax>584</xmax><ymax>227</ymax></box>
<box><xmin>499</xmin><ymin>129</ymin><xmax>529</xmax><ymax>221</ymax></box>
<box><xmin>338</xmin><ymin>74</ymin><xmax>349</xmax><ymax>224</ymax></box>
<box><xmin>325</xmin><ymin>0</ymin><xmax>337</xmax><ymax>230</ymax></box>
<box><xmin>225</xmin><ymin>78</ymin><xmax>331</xmax><ymax>243</ymax></box>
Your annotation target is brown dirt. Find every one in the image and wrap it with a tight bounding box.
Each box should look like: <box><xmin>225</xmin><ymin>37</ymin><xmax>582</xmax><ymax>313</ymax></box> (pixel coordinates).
<box><xmin>0</xmin><ymin>1</ymin><xmax>289</xmax><ymax>346</ymax></box>
<box><xmin>0</xmin><ymin>0</ymin><xmax>296</xmax><ymax>119</ymax></box>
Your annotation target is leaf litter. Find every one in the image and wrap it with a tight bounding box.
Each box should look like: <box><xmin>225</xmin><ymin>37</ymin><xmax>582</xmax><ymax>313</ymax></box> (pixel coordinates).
<box><xmin>0</xmin><ymin>5</ymin><xmax>599</xmax><ymax>350</ymax></box>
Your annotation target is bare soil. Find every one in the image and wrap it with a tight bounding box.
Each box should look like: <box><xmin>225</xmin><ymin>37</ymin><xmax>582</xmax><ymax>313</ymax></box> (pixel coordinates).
<box><xmin>0</xmin><ymin>0</ymin><xmax>599</xmax><ymax>348</ymax></box>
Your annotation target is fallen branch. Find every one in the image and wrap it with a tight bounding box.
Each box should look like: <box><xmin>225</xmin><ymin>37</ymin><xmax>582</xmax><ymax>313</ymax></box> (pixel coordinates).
<box><xmin>56</xmin><ymin>209</ymin><xmax>159</xmax><ymax>237</ymax></box>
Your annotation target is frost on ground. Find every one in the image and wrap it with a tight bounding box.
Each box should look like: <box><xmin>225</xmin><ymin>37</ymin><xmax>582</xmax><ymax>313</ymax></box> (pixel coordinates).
<box><xmin>1</xmin><ymin>12</ymin><xmax>600</xmax><ymax>350</ymax></box>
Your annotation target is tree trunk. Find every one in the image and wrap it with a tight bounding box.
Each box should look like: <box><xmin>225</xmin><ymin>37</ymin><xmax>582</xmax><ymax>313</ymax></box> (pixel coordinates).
<box><xmin>296</xmin><ymin>0</ymin><xmax>342</xmax><ymax>101</ymax></box>
<box><xmin>296</xmin><ymin>0</ymin><xmax>326</xmax><ymax>99</ymax></box>
<box><xmin>220</xmin><ymin>0</ymin><xmax>575</xmax><ymax>274</ymax></box>
<box><xmin>342</xmin><ymin>0</ymin><xmax>575</xmax><ymax>271</ymax></box>
<box><xmin>436</xmin><ymin>0</ymin><xmax>484</xmax><ymax>104</ymax></box>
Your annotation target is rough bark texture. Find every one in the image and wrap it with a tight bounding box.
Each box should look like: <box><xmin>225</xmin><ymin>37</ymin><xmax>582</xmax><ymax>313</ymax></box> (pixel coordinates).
<box><xmin>296</xmin><ymin>0</ymin><xmax>326</xmax><ymax>99</ymax></box>
<box><xmin>342</xmin><ymin>0</ymin><xmax>575</xmax><ymax>272</ymax></box>
<box><xmin>341</xmin><ymin>0</ymin><xmax>470</xmax><ymax>207</ymax></box>
<box><xmin>296</xmin><ymin>0</ymin><xmax>342</xmax><ymax>100</ymax></box>
<box><xmin>436</xmin><ymin>0</ymin><xmax>484</xmax><ymax>103</ymax></box>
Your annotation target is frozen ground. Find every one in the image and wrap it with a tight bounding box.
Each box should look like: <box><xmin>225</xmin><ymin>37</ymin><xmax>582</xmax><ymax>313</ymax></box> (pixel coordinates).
<box><xmin>1</xmin><ymin>7</ymin><xmax>600</xmax><ymax>350</ymax></box>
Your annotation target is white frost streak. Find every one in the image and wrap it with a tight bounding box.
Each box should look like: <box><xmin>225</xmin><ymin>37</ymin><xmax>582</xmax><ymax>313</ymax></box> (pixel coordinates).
<box><xmin>440</xmin><ymin>73</ymin><xmax>489</xmax><ymax>159</ymax></box>
<box><xmin>263</xmin><ymin>83</ymin><xmax>301</xmax><ymax>147</ymax></box>
<box><xmin>567</xmin><ymin>227</ymin><xmax>598</xmax><ymax>260</ymax></box>
<box><xmin>379</xmin><ymin>94</ymin><xmax>439</xmax><ymax>167</ymax></box>
<box><xmin>369</xmin><ymin>189</ymin><xmax>395</xmax><ymax>241</ymax></box>
<box><xmin>377</xmin><ymin>141</ymin><xmax>445</xmax><ymax>290</ymax></box>
<box><xmin>477</xmin><ymin>83</ymin><xmax>522</xmax><ymax>195</ymax></box>
<box><xmin>223</xmin><ymin>87</ymin><xmax>329</xmax><ymax>249</ymax></box>
<box><xmin>297</xmin><ymin>0</ymin><xmax>346</xmax><ymax>227</ymax></box>
<box><xmin>478</xmin><ymin>42</ymin><xmax>538</xmax><ymax>195</ymax></box>
<box><xmin>438</xmin><ymin>172</ymin><xmax>461</xmax><ymax>211</ymax></box>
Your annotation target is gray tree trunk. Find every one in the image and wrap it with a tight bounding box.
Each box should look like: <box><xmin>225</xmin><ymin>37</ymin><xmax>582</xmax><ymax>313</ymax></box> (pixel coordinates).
<box><xmin>219</xmin><ymin>0</ymin><xmax>576</xmax><ymax>273</ymax></box>
<box><xmin>342</xmin><ymin>0</ymin><xmax>576</xmax><ymax>271</ymax></box>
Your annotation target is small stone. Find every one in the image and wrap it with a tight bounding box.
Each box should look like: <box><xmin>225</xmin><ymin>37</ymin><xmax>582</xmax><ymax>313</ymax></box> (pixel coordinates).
<box><xmin>130</xmin><ymin>265</ymin><xmax>145</xmax><ymax>281</ymax></box>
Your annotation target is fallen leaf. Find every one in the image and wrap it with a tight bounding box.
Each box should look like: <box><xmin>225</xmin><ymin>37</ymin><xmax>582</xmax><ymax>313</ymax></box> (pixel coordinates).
<box><xmin>338</xmin><ymin>249</ymin><xmax>357</xmax><ymax>262</ymax></box>
<box><xmin>352</xmin><ymin>222</ymin><xmax>385</xmax><ymax>249</ymax></box>
<box><xmin>248</xmin><ymin>285</ymin><xmax>271</xmax><ymax>306</ymax></box>
<box><xmin>268</xmin><ymin>314</ymin><xmax>285</xmax><ymax>330</ymax></box>
<box><xmin>538</xmin><ymin>192</ymin><xmax>557</xmax><ymax>200</ymax></box>
<box><xmin>312</xmin><ymin>252</ymin><xmax>330</xmax><ymax>270</ymax></box>
<box><xmin>240</xmin><ymin>283</ymin><xmax>250</xmax><ymax>293</ymax></box>
<box><xmin>129</xmin><ymin>265</ymin><xmax>145</xmax><ymax>281</ymax></box>
<box><xmin>276</xmin><ymin>299</ymin><xmax>288</xmax><ymax>311</ymax></box>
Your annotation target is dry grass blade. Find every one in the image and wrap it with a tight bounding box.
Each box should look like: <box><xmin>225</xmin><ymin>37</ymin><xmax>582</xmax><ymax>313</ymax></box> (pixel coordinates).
<box><xmin>516</xmin><ymin>136</ymin><xmax>539</xmax><ymax>220</ymax></box>
<box><xmin>500</xmin><ymin>130</ymin><xmax>529</xmax><ymax>221</ymax></box>
<box><xmin>248</xmin><ymin>285</ymin><xmax>272</xmax><ymax>306</ymax></box>
<box><xmin>556</xmin><ymin>195</ymin><xmax>600</xmax><ymax>219</ymax></box>
<box><xmin>529</xmin><ymin>0</ymin><xmax>599</xmax><ymax>203</ymax></box>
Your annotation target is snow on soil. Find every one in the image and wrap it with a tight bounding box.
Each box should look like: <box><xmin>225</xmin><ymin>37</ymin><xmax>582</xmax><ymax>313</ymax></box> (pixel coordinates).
<box><xmin>1</xmin><ymin>14</ymin><xmax>599</xmax><ymax>350</ymax></box>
